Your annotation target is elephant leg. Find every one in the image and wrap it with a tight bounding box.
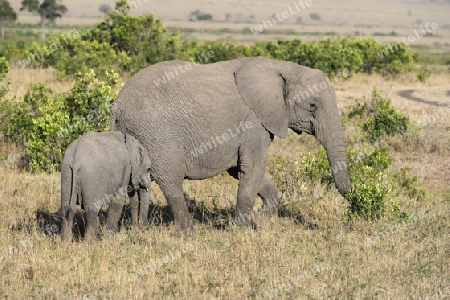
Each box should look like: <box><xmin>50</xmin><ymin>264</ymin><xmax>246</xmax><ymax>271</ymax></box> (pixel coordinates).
<box><xmin>85</xmin><ymin>207</ymin><xmax>100</xmax><ymax>241</ymax></box>
<box><xmin>159</xmin><ymin>180</ymin><xmax>195</xmax><ymax>235</ymax></box>
<box><xmin>130</xmin><ymin>192</ymin><xmax>139</xmax><ymax>227</ymax></box>
<box><xmin>257</xmin><ymin>171</ymin><xmax>281</xmax><ymax>218</ymax></box>
<box><xmin>61</xmin><ymin>207</ymin><xmax>75</xmax><ymax>242</ymax></box>
<box><xmin>234</xmin><ymin>148</ymin><xmax>267</xmax><ymax>227</ymax></box>
<box><xmin>106</xmin><ymin>194</ymin><xmax>126</xmax><ymax>233</ymax></box>
<box><xmin>138</xmin><ymin>189</ymin><xmax>150</xmax><ymax>227</ymax></box>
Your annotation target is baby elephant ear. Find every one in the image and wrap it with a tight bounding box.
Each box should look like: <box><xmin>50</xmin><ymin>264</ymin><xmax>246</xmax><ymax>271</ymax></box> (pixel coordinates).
<box><xmin>234</xmin><ymin>57</ymin><xmax>289</xmax><ymax>138</ymax></box>
<box><xmin>139</xmin><ymin>145</ymin><xmax>152</xmax><ymax>181</ymax></box>
<box><xmin>124</xmin><ymin>133</ymin><xmax>141</xmax><ymax>190</ymax></box>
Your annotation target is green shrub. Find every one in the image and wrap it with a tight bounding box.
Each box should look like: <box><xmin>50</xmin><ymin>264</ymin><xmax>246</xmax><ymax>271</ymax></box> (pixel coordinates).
<box><xmin>268</xmin><ymin>155</ymin><xmax>306</xmax><ymax>199</ymax></box>
<box><xmin>298</xmin><ymin>144</ymin><xmax>395</xmax><ymax>220</ymax></box>
<box><xmin>267</xmin><ymin>38</ymin><xmax>363</xmax><ymax>76</ymax></box>
<box><xmin>0</xmin><ymin>57</ymin><xmax>9</xmax><ymax>81</ymax></box>
<box><xmin>345</xmin><ymin>169</ymin><xmax>394</xmax><ymax>219</ymax></box>
<box><xmin>0</xmin><ymin>58</ymin><xmax>12</xmax><ymax>136</ymax></box>
<box><xmin>51</xmin><ymin>39</ymin><xmax>131</xmax><ymax>79</ymax></box>
<box><xmin>5</xmin><ymin>83</ymin><xmax>66</xmax><ymax>171</ymax></box>
<box><xmin>61</xmin><ymin>69</ymin><xmax>121</xmax><ymax>150</ymax></box>
<box><xmin>300</xmin><ymin>151</ymin><xmax>333</xmax><ymax>184</ymax></box>
<box><xmin>0</xmin><ymin>57</ymin><xmax>10</xmax><ymax>102</ymax></box>
<box><xmin>180</xmin><ymin>40</ymin><xmax>250</xmax><ymax>63</ymax></box>
<box><xmin>286</xmin><ymin>89</ymin><xmax>421</xmax><ymax>220</ymax></box>
<box><xmin>392</xmin><ymin>167</ymin><xmax>426</xmax><ymax>200</ymax></box>
<box><xmin>356</xmin><ymin>89</ymin><xmax>410</xmax><ymax>142</ymax></box>
<box><xmin>3</xmin><ymin>1</ymin><xmax>418</xmax><ymax>79</ymax></box>
<box><xmin>359</xmin><ymin>146</ymin><xmax>392</xmax><ymax>172</ymax></box>
<box><xmin>13</xmin><ymin>0</ymin><xmax>179</xmax><ymax>77</ymax></box>
<box><xmin>3</xmin><ymin>69</ymin><xmax>121</xmax><ymax>172</ymax></box>
<box><xmin>416</xmin><ymin>68</ymin><xmax>432</xmax><ymax>82</ymax></box>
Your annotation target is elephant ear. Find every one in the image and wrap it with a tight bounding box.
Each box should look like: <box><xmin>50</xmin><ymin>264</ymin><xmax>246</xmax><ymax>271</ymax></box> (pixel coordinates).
<box><xmin>234</xmin><ymin>57</ymin><xmax>289</xmax><ymax>138</ymax></box>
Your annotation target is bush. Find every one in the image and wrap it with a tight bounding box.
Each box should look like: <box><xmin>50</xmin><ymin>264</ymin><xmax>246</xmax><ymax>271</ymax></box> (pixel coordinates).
<box><xmin>0</xmin><ymin>57</ymin><xmax>9</xmax><ymax>80</ymax></box>
<box><xmin>345</xmin><ymin>169</ymin><xmax>394</xmax><ymax>219</ymax></box>
<box><xmin>2</xmin><ymin>1</ymin><xmax>418</xmax><ymax>79</ymax></box>
<box><xmin>392</xmin><ymin>167</ymin><xmax>426</xmax><ymax>200</ymax></box>
<box><xmin>5</xmin><ymin>83</ymin><xmax>66</xmax><ymax>171</ymax></box>
<box><xmin>300</xmin><ymin>150</ymin><xmax>333</xmax><ymax>184</ymax></box>
<box><xmin>416</xmin><ymin>68</ymin><xmax>432</xmax><ymax>82</ymax></box>
<box><xmin>61</xmin><ymin>69</ymin><xmax>121</xmax><ymax>150</ymax></box>
<box><xmin>16</xmin><ymin>0</ymin><xmax>179</xmax><ymax>77</ymax></box>
<box><xmin>349</xmin><ymin>89</ymin><xmax>410</xmax><ymax>142</ymax></box>
<box><xmin>278</xmin><ymin>89</ymin><xmax>421</xmax><ymax>220</ymax></box>
<box><xmin>0</xmin><ymin>58</ymin><xmax>12</xmax><ymax>135</ymax></box>
<box><xmin>0</xmin><ymin>57</ymin><xmax>10</xmax><ymax>101</ymax></box>
<box><xmin>50</xmin><ymin>39</ymin><xmax>131</xmax><ymax>79</ymax></box>
<box><xmin>246</xmin><ymin>38</ymin><xmax>416</xmax><ymax>77</ymax></box>
<box><xmin>268</xmin><ymin>155</ymin><xmax>305</xmax><ymax>199</ymax></box>
<box><xmin>180</xmin><ymin>40</ymin><xmax>250</xmax><ymax>63</ymax></box>
<box><xmin>2</xmin><ymin>69</ymin><xmax>121</xmax><ymax>172</ymax></box>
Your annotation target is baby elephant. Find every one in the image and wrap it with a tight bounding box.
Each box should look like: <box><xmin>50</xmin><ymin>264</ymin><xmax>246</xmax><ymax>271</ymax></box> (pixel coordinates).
<box><xmin>60</xmin><ymin>131</ymin><xmax>152</xmax><ymax>242</ymax></box>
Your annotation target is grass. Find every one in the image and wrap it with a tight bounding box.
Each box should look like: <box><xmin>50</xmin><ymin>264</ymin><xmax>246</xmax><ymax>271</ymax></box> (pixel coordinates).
<box><xmin>0</xmin><ymin>69</ymin><xmax>449</xmax><ymax>298</ymax></box>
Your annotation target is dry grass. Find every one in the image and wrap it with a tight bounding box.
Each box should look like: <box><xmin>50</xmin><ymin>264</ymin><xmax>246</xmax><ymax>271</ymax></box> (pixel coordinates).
<box><xmin>0</xmin><ymin>67</ymin><xmax>449</xmax><ymax>298</ymax></box>
<box><xmin>5</xmin><ymin>68</ymin><xmax>74</xmax><ymax>99</ymax></box>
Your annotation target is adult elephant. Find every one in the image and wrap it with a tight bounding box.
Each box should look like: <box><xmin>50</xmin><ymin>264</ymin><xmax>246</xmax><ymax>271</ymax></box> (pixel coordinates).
<box><xmin>110</xmin><ymin>56</ymin><xmax>351</xmax><ymax>235</ymax></box>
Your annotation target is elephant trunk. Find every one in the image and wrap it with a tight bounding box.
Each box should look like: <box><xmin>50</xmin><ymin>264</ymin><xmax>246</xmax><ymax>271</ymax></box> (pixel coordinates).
<box><xmin>325</xmin><ymin>135</ymin><xmax>352</xmax><ymax>195</ymax></box>
<box><xmin>315</xmin><ymin>113</ymin><xmax>352</xmax><ymax>196</ymax></box>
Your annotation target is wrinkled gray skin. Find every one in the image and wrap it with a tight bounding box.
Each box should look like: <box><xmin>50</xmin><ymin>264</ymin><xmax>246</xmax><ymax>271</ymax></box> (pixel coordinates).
<box><xmin>110</xmin><ymin>57</ymin><xmax>351</xmax><ymax>235</ymax></box>
<box><xmin>60</xmin><ymin>131</ymin><xmax>152</xmax><ymax>242</ymax></box>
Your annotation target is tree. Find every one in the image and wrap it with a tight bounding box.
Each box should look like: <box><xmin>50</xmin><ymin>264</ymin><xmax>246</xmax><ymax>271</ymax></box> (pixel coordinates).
<box><xmin>98</xmin><ymin>3</ymin><xmax>111</xmax><ymax>14</ymax></box>
<box><xmin>0</xmin><ymin>0</ymin><xmax>17</xmax><ymax>39</ymax></box>
<box><xmin>196</xmin><ymin>13</ymin><xmax>213</xmax><ymax>21</ymax></box>
<box><xmin>189</xmin><ymin>9</ymin><xmax>202</xmax><ymax>21</ymax></box>
<box><xmin>309</xmin><ymin>12</ymin><xmax>321</xmax><ymax>21</ymax></box>
<box><xmin>20</xmin><ymin>0</ymin><xmax>67</xmax><ymax>39</ymax></box>
<box><xmin>225</xmin><ymin>12</ymin><xmax>232</xmax><ymax>22</ymax></box>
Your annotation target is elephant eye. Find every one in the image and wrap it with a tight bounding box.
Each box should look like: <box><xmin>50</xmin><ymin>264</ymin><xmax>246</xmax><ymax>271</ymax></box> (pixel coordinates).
<box><xmin>309</xmin><ymin>102</ymin><xmax>317</xmax><ymax>111</ymax></box>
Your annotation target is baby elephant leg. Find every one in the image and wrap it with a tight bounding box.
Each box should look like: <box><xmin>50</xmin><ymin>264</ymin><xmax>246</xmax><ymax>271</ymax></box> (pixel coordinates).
<box><xmin>105</xmin><ymin>193</ymin><xmax>127</xmax><ymax>233</ymax></box>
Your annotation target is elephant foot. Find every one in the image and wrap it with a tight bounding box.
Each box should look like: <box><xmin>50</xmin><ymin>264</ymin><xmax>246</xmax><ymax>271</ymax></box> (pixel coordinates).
<box><xmin>173</xmin><ymin>224</ymin><xmax>197</xmax><ymax>238</ymax></box>
<box><xmin>85</xmin><ymin>234</ymin><xmax>99</xmax><ymax>243</ymax></box>
<box><xmin>105</xmin><ymin>223</ymin><xmax>119</xmax><ymax>233</ymax></box>
<box><xmin>132</xmin><ymin>218</ymin><xmax>149</xmax><ymax>228</ymax></box>
<box><xmin>183</xmin><ymin>226</ymin><xmax>197</xmax><ymax>238</ymax></box>
<box><xmin>260</xmin><ymin>196</ymin><xmax>280</xmax><ymax>217</ymax></box>
<box><xmin>231</xmin><ymin>214</ymin><xmax>254</xmax><ymax>229</ymax></box>
<box><xmin>61</xmin><ymin>228</ymin><xmax>73</xmax><ymax>243</ymax></box>
<box><xmin>252</xmin><ymin>213</ymin><xmax>274</xmax><ymax>230</ymax></box>
<box><xmin>231</xmin><ymin>205</ymin><xmax>277</xmax><ymax>229</ymax></box>
<box><xmin>84</xmin><ymin>228</ymin><xmax>99</xmax><ymax>242</ymax></box>
<box><xmin>102</xmin><ymin>228</ymin><xmax>118</xmax><ymax>239</ymax></box>
<box><xmin>174</xmin><ymin>219</ymin><xmax>197</xmax><ymax>237</ymax></box>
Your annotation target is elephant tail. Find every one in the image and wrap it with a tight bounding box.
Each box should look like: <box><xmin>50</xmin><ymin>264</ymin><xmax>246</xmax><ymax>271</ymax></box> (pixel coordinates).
<box><xmin>69</xmin><ymin>166</ymin><xmax>78</xmax><ymax>214</ymax></box>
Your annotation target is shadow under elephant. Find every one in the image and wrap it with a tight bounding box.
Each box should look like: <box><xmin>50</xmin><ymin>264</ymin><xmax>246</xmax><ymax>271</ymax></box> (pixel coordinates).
<box><xmin>28</xmin><ymin>193</ymin><xmax>317</xmax><ymax>241</ymax></box>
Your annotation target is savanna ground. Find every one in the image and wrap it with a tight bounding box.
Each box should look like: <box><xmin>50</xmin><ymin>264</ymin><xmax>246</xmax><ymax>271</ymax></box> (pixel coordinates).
<box><xmin>0</xmin><ymin>66</ymin><xmax>449</xmax><ymax>299</ymax></box>
<box><xmin>1</xmin><ymin>0</ymin><xmax>450</xmax><ymax>298</ymax></box>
